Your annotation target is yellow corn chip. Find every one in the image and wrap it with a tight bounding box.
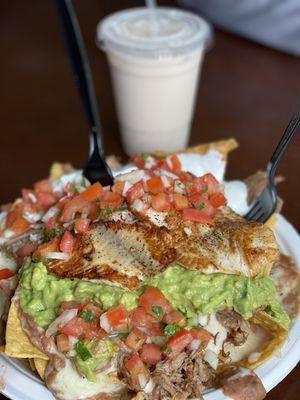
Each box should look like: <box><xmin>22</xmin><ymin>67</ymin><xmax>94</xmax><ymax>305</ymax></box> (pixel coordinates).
<box><xmin>266</xmin><ymin>215</ymin><xmax>278</xmax><ymax>231</ymax></box>
<box><xmin>182</xmin><ymin>138</ymin><xmax>238</xmax><ymax>160</ymax></box>
<box><xmin>34</xmin><ymin>358</ymin><xmax>48</xmax><ymax>380</ymax></box>
<box><xmin>5</xmin><ymin>302</ymin><xmax>48</xmax><ymax>360</ymax></box>
<box><xmin>28</xmin><ymin>358</ymin><xmax>36</xmax><ymax>371</ymax></box>
<box><xmin>240</xmin><ymin>311</ymin><xmax>288</xmax><ymax>369</ymax></box>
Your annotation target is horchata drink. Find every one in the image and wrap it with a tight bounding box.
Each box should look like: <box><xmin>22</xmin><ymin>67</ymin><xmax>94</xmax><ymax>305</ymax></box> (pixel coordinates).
<box><xmin>97</xmin><ymin>7</ymin><xmax>212</xmax><ymax>155</ymax></box>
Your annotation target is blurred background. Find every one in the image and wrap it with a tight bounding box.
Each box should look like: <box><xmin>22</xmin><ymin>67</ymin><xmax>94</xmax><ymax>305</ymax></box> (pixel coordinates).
<box><xmin>1</xmin><ymin>0</ymin><xmax>300</xmax><ymax>228</ymax></box>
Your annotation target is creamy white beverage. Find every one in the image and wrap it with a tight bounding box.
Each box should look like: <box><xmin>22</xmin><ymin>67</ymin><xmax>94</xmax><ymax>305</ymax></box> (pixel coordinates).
<box><xmin>97</xmin><ymin>7</ymin><xmax>212</xmax><ymax>155</ymax></box>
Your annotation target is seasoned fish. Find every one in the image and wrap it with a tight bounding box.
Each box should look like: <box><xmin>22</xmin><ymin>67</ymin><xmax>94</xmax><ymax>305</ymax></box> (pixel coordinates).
<box><xmin>48</xmin><ymin>207</ymin><xmax>279</xmax><ymax>289</ymax></box>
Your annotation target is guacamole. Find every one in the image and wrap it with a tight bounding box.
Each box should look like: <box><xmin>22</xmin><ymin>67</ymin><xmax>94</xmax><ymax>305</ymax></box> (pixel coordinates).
<box><xmin>19</xmin><ymin>260</ymin><xmax>290</xmax><ymax>330</ymax></box>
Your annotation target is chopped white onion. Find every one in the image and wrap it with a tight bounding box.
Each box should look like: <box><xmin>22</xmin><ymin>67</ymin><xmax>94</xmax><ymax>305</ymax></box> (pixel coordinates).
<box><xmin>23</xmin><ymin>211</ymin><xmax>42</xmax><ymax>223</ymax></box>
<box><xmin>174</xmin><ymin>180</ymin><xmax>185</xmax><ymax>194</ymax></box>
<box><xmin>45</xmin><ymin>252</ymin><xmax>70</xmax><ymax>261</ymax></box>
<box><xmin>46</xmin><ymin>309</ymin><xmax>78</xmax><ymax>337</ymax></box>
<box><xmin>132</xmin><ymin>199</ymin><xmax>144</xmax><ymax>213</ymax></box>
<box><xmin>161</xmin><ymin>175</ymin><xmax>171</xmax><ymax>188</ymax></box>
<box><xmin>183</xmin><ymin>227</ymin><xmax>192</xmax><ymax>236</ymax></box>
<box><xmin>157</xmin><ymin>168</ymin><xmax>178</xmax><ymax>179</ymax></box>
<box><xmin>100</xmin><ymin>313</ymin><xmax>111</xmax><ymax>333</ymax></box>
<box><xmin>166</xmin><ymin>157</ymin><xmax>173</xmax><ymax>170</ymax></box>
<box><xmin>122</xmin><ymin>181</ymin><xmax>133</xmax><ymax>196</ymax></box>
<box><xmin>188</xmin><ymin>339</ymin><xmax>201</xmax><ymax>351</ymax></box>
<box><xmin>204</xmin><ymin>349</ymin><xmax>219</xmax><ymax>370</ymax></box>
<box><xmin>28</xmin><ymin>193</ymin><xmax>37</xmax><ymax>203</ymax></box>
<box><xmin>138</xmin><ymin>373</ymin><xmax>148</xmax><ymax>389</ymax></box>
<box><xmin>0</xmin><ymin>211</ymin><xmax>7</xmax><ymax>225</ymax></box>
<box><xmin>42</xmin><ymin>206</ymin><xmax>59</xmax><ymax>223</ymax></box>
<box><xmin>144</xmin><ymin>378</ymin><xmax>155</xmax><ymax>394</ymax></box>
<box><xmin>144</xmin><ymin>156</ymin><xmax>156</xmax><ymax>169</ymax></box>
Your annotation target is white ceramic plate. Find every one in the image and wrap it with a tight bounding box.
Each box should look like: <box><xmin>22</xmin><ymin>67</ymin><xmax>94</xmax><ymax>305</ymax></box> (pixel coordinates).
<box><xmin>0</xmin><ymin>213</ymin><xmax>299</xmax><ymax>400</ymax></box>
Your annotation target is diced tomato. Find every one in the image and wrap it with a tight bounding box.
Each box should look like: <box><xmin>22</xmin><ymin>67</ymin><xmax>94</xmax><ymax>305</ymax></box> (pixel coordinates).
<box><xmin>100</xmin><ymin>191</ymin><xmax>123</xmax><ymax>210</ymax></box>
<box><xmin>172</xmin><ymin>193</ymin><xmax>189</xmax><ymax>211</ymax></box>
<box><xmin>81</xmin><ymin>182</ymin><xmax>104</xmax><ymax>201</ymax></box>
<box><xmin>188</xmin><ymin>193</ymin><xmax>216</xmax><ymax>218</ymax></box>
<box><xmin>124</xmin><ymin>354</ymin><xmax>150</xmax><ymax>390</ymax></box>
<box><xmin>17</xmin><ymin>241</ymin><xmax>39</xmax><ymax>260</ymax></box>
<box><xmin>169</xmin><ymin>154</ymin><xmax>181</xmax><ymax>175</ymax></box>
<box><xmin>33</xmin><ymin>237</ymin><xmax>60</xmax><ymax>259</ymax></box>
<box><xmin>61</xmin><ymin>317</ymin><xmax>105</xmax><ymax>340</ymax></box>
<box><xmin>190</xmin><ymin>328</ymin><xmax>212</xmax><ymax>342</ymax></box>
<box><xmin>151</xmin><ymin>193</ymin><xmax>171</xmax><ymax>212</ymax></box>
<box><xmin>148</xmin><ymin>322</ymin><xmax>164</xmax><ymax>336</ymax></box>
<box><xmin>59</xmin><ymin>230</ymin><xmax>75</xmax><ymax>253</ymax></box>
<box><xmin>125</xmin><ymin>327</ymin><xmax>147</xmax><ymax>351</ymax></box>
<box><xmin>163</xmin><ymin>310</ymin><xmax>186</xmax><ymax>326</ymax></box>
<box><xmin>75</xmin><ymin>217</ymin><xmax>91</xmax><ymax>233</ymax></box>
<box><xmin>106</xmin><ymin>305</ymin><xmax>129</xmax><ymax>330</ymax></box>
<box><xmin>202</xmin><ymin>173</ymin><xmax>219</xmax><ymax>194</ymax></box>
<box><xmin>10</xmin><ymin>217</ymin><xmax>30</xmax><ymax>234</ymax></box>
<box><xmin>34</xmin><ymin>179</ymin><xmax>53</xmax><ymax>193</ymax></box>
<box><xmin>139</xmin><ymin>287</ymin><xmax>172</xmax><ymax>318</ymax></box>
<box><xmin>145</xmin><ymin>177</ymin><xmax>165</xmax><ymax>194</ymax></box>
<box><xmin>5</xmin><ymin>205</ymin><xmax>23</xmax><ymax>228</ymax></box>
<box><xmin>60</xmin><ymin>197</ymin><xmax>90</xmax><ymax>222</ymax></box>
<box><xmin>56</xmin><ymin>333</ymin><xmax>72</xmax><ymax>353</ymax></box>
<box><xmin>140</xmin><ymin>344</ymin><xmax>161</xmax><ymax>366</ymax></box>
<box><xmin>130</xmin><ymin>307</ymin><xmax>153</xmax><ymax>329</ymax></box>
<box><xmin>36</xmin><ymin>192</ymin><xmax>57</xmax><ymax>209</ymax></box>
<box><xmin>179</xmin><ymin>171</ymin><xmax>194</xmax><ymax>183</ymax></box>
<box><xmin>80</xmin><ymin>302</ymin><xmax>102</xmax><ymax>318</ymax></box>
<box><xmin>209</xmin><ymin>192</ymin><xmax>227</xmax><ymax>208</ymax></box>
<box><xmin>166</xmin><ymin>329</ymin><xmax>194</xmax><ymax>357</ymax></box>
<box><xmin>112</xmin><ymin>181</ymin><xmax>125</xmax><ymax>195</ymax></box>
<box><xmin>182</xmin><ymin>208</ymin><xmax>214</xmax><ymax>225</ymax></box>
<box><xmin>59</xmin><ymin>301</ymin><xmax>81</xmax><ymax>314</ymax></box>
<box><xmin>0</xmin><ymin>269</ymin><xmax>14</xmax><ymax>280</ymax></box>
<box><xmin>126</xmin><ymin>182</ymin><xmax>144</xmax><ymax>204</ymax></box>
<box><xmin>131</xmin><ymin>155</ymin><xmax>146</xmax><ymax>169</ymax></box>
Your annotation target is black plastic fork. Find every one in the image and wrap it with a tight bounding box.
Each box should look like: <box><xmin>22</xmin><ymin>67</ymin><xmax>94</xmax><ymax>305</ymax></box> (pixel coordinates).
<box><xmin>245</xmin><ymin>111</ymin><xmax>300</xmax><ymax>222</ymax></box>
<box><xmin>56</xmin><ymin>0</ymin><xmax>114</xmax><ymax>186</ymax></box>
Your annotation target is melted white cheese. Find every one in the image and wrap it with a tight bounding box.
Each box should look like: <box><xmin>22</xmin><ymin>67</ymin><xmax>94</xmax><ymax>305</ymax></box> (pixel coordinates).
<box><xmin>49</xmin><ymin>358</ymin><xmax>125</xmax><ymax>400</ymax></box>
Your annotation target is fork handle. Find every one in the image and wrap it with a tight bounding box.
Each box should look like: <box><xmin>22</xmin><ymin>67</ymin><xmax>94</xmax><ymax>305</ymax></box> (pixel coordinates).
<box><xmin>56</xmin><ymin>0</ymin><xmax>103</xmax><ymax>157</ymax></box>
<box><xmin>267</xmin><ymin>111</ymin><xmax>300</xmax><ymax>181</ymax></box>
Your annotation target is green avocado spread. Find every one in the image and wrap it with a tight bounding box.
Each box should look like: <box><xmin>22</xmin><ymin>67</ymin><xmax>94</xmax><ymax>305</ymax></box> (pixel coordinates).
<box><xmin>19</xmin><ymin>260</ymin><xmax>290</xmax><ymax>330</ymax></box>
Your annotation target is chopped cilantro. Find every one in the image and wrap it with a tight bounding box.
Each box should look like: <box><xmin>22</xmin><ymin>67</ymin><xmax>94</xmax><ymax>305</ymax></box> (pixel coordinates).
<box><xmin>75</xmin><ymin>340</ymin><xmax>92</xmax><ymax>361</ymax></box>
<box><xmin>79</xmin><ymin>310</ymin><xmax>96</xmax><ymax>322</ymax></box>
<box><xmin>97</xmin><ymin>206</ymin><xmax>112</xmax><ymax>222</ymax></box>
<box><xmin>70</xmin><ymin>185</ymin><xmax>79</xmax><ymax>193</ymax></box>
<box><xmin>203</xmin><ymin>185</ymin><xmax>208</xmax><ymax>192</ymax></box>
<box><xmin>161</xmin><ymin>345</ymin><xmax>172</xmax><ymax>354</ymax></box>
<box><xmin>164</xmin><ymin>324</ymin><xmax>181</xmax><ymax>337</ymax></box>
<box><xmin>152</xmin><ymin>305</ymin><xmax>163</xmax><ymax>320</ymax></box>
<box><xmin>43</xmin><ymin>227</ymin><xmax>64</xmax><ymax>242</ymax></box>
<box><xmin>186</xmin><ymin>182</ymin><xmax>194</xmax><ymax>187</ymax></box>
<box><xmin>196</xmin><ymin>202</ymin><xmax>205</xmax><ymax>210</ymax></box>
<box><xmin>32</xmin><ymin>255</ymin><xmax>41</xmax><ymax>263</ymax></box>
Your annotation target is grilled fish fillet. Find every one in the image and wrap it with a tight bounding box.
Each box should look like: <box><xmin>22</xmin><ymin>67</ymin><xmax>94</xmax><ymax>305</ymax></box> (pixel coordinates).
<box><xmin>49</xmin><ymin>207</ymin><xmax>279</xmax><ymax>289</ymax></box>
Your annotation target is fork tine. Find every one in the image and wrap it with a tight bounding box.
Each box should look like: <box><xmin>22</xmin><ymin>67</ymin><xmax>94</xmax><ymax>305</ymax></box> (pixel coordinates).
<box><xmin>245</xmin><ymin>201</ymin><xmax>260</xmax><ymax>219</ymax></box>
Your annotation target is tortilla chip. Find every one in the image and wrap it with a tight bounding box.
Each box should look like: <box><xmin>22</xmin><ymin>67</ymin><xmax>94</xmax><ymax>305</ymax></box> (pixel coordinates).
<box><xmin>182</xmin><ymin>138</ymin><xmax>238</xmax><ymax>161</ymax></box>
<box><xmin>34</xmin><ymin>358</ymin><xmax>48</xmax><ymax>380</ymax></box>
<box><xmin>5</xmin><ymin>302</ymin><xmax>48</xmax><ymax>360</ymax></box>
<box><xmin>28</xmin><ymin>358</ymin><xmax>36</xmax><ymax>371</ymax></box>
<box><xmin>240</xmin><ymin>311</ymin><xmax>288</xmax><ymax>369</ymax></box>
<box><xmin>266</xmin><ymin>215</ymin><xmax>278</xmax><ymax>231</ymax></box>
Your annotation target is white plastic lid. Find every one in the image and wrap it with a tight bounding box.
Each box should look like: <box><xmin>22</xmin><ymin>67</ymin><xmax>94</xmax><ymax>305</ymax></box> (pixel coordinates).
<box><xmin>97</xmin><ymin>7</ymin><xmax>212</xmax><ymax>58</ymax></box>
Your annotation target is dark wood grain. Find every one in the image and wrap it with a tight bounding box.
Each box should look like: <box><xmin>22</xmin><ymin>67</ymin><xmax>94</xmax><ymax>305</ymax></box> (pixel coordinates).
<box><xmin>0</xmin><ymin>1</ymin><xmax>299</xmax><ymax>399</ymax></box>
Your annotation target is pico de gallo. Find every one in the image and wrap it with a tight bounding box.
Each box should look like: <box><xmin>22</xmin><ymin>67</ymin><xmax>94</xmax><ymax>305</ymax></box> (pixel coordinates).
<box><xmin>49</xmin><ymin>286</ymin><xmax>212</xmax><ymax>386</ymax></box>
<box><xmin>0</xmin><ymin>153</ymin><xmax>226</xmax><ymax>273</ymax></box>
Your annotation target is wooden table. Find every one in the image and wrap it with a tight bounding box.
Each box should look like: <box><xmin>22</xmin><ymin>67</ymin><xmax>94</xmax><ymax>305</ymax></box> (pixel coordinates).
<box><xmin>0</xmin><ymin>1</ymin><xmax>299</xmax><ymax>399</ymax></box>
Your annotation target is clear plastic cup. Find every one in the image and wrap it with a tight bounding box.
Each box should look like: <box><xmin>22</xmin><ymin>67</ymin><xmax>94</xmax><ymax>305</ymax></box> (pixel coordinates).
<box><xmin>97</xmin><ymin>7</ymin><xmax>212</xmax><ymax>155</ymax></box>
